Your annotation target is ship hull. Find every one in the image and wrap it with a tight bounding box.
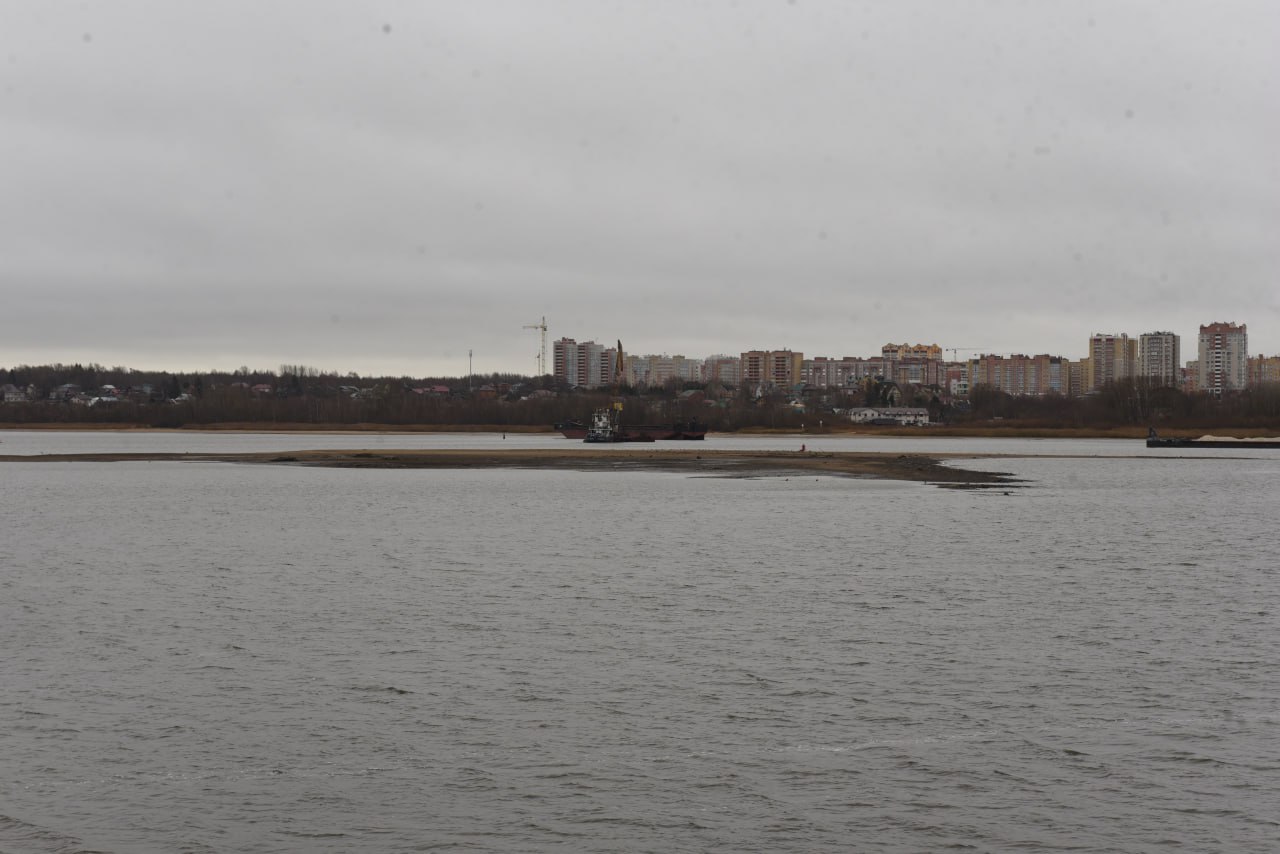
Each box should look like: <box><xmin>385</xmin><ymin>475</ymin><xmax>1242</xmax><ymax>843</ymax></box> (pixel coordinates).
<box><xmin>1147</xmin><ymin>438</ymin><xmax>1280</xmax><ymax>449</ymax></box>
<box><xmin>555</xmin><ymin>421</ymin><xmax>588</xmax><ymax>439</ymax></box>
<box><xmin>583</xmin><ymin>432</ymin><xmax>656</xmax><ymax>443</ymax></box>
<box><xmin>557</xmin><ymin>422</ymin><xmax>706</xmax><ymax>440</ymax></box>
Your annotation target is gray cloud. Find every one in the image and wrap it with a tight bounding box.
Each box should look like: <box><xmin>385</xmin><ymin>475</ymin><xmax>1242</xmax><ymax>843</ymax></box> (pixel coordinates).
<box><xmin>3</xmin><ymin>0</ymin><xmax>1277</xmax><ymax>375</ymax></box>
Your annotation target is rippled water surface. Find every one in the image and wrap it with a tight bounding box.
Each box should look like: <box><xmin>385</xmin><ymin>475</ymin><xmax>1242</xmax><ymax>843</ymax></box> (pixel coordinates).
<box><xmin>2</xmin><ymin>437</ymin><xmax>1278</xmax><ymax>852</ymax></box>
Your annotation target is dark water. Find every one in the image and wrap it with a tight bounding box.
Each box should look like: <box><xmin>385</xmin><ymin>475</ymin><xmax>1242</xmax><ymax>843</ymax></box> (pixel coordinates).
<box><xmin>2</xmin><ymin>448</ymin><xmax>1278</xmax><ymax>852</ymax></box>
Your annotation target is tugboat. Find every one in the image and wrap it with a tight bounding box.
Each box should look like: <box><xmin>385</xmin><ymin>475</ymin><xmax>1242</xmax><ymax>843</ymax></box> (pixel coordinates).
<box><xmin>556</xmin><ymin>410</ymin><xmax>707</xmax><ymax>440</ymax></box>
<box><xmin>583</xmin><ymin>405</ymin><xmax>656</xmax><ymax>443</ymax></box>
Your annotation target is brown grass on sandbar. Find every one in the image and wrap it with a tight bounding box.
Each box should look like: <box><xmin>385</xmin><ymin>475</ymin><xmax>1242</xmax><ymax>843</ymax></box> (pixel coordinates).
<box><xmin>0</xmin><ymin>447</ymin><xmax>1019</xmax><ymax>488</ymax></box>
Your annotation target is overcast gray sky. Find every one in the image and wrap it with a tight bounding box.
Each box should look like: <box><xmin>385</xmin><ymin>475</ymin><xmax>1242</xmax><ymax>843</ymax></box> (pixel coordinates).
<box><xmin>3</xmin><ymin>1</ymin><xmax>1277</xmax><ymax>377</ymax></box>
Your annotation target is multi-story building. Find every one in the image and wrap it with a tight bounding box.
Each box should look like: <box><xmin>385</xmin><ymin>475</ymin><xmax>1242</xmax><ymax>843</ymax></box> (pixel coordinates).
<box><xmin>625</xmin><ymin>354</ymin><xmax>701</xmax><ymax>388</ymax></box>
<box><xmin>1087</xmin><ymin>333</ymin><xmax>1137</xmax><ymax>391</ymax></box>
<box><xmin>1073</xmin><ymin>359</ymin><xmax>1089</xmax><ymax>396</ymax></box>
<box><xmin>881</xmin><ymin>343</ymin><xmax>943</xmax><ymax>362</ymax></box>
<box><xmin>553</xmin><ymin>338</ymin><xmax>617</xmax><ymax>388</ymax></box>
<box><xmin>1067</xmin><ymin>360</ymin><xmax>1089</xmax><ymax>397</ymax></box>
<box><xmin>860</xmin><ymin>344</ymin><xmax>945</xmax><ymax>388</ymax></box>
<box><xmin>583</xmin><ymin>340</ymin><xmax>617</xmax><ymax>388</ymax></box>
<box><xmin>885</xmin><ymin>358</ymin><xmax>947</xmax><ymax>388</ymax></box>
<box><xmin>967</xmin><ymin>354</ymin><xmax>1069</xmax><ymax>396</ymax></box>
<box><xmin>946</xmin><ymin>363</ymin><xmax>968</xmax><ymax>399</ymax></box>
<box><xmin>740</xmin><ymin>350</ymin><xmax>803</xmax><ymax>389</ymax></box>
<box><xmin>702</xmin><ymin>355</ymin><xmax>741</xmax><ymax>386</ymax></box>
<box><xmin>1138</xmin><ymin>332</ymin><xmax>1181</xmax><ymax>387</ymax></box>
<box><xmin>802</xmin><ymin>357</ymin><xmax>881</xmax><ymax>388</ymax></box>
<box><xmin>553</xmin><ymin>337</ymin><xmax>579</xmax><ymax>386</ymax></box>
<box><xmin>1183</xmin><ymin>361</ymin><xmax>1200</xmax><ymax>392</ymax></box>
<box><xmin>1197</xmin><ymin>322</ymin><xmax>1248</xmax><ymax>395</ymax></box>
<box><xmin>1248</xmin><ymin>354</ymin><xmax>1280</xmax><ymax>387</ymax></box>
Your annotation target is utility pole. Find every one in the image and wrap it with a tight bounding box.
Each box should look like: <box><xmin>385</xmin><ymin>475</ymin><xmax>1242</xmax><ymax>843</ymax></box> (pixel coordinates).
<box><xmin>523</xmin><ymin>315</ymin><xmax>548</xmax><ymax>376</ymax></box>
<box><xmin>468</xmin><ymin>349</ymin><xmax>473</xmax><ymax>392</ymax></box>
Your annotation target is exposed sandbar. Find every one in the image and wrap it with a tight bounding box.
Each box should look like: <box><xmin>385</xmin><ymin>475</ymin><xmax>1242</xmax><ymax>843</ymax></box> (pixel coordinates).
<box><xmin>0</xmin><ymin>448</ymin><xmax>1017</xmax><ymax>487</ymax></box>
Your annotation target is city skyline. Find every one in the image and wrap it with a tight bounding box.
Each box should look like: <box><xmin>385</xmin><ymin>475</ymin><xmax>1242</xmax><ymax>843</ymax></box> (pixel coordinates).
<box><xmin>548</xmin><ymin>320</ymin><xmax>1261</xmax><ymax>370</ymax></box>
<box><xmin>3</xmin><ymin>2</ymin><xmax>1277</xmax><ymax>376</ymax></box>
<box><xmin>4</xmin><ymin>315</ymin><xmax>1276</xmax><ymax>383</ymax></box>
<box><xmin>544</xmin><ymin>320</ymin><xmax>1269</xmax><ymax>397</ymax></box>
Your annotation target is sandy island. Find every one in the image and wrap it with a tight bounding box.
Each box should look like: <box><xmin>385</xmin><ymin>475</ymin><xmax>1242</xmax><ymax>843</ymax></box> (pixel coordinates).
<box><xmin>0</xmin><ymin>448</ymin><xmax>1018</xmax><ymax>488</ymax></box>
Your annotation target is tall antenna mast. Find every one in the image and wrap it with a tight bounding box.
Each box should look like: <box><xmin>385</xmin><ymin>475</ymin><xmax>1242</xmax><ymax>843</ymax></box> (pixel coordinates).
<box><xmin>522</xmin><ymin>315</ymin><xmax>548</xmax><ymax>376</ymax></box>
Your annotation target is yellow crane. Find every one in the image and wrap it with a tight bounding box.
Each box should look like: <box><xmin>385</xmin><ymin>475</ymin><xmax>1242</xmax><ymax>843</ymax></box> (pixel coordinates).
<box><xmin>523</xmin><ymin>316</ymin><xmax>548</xmax><ymax>376</ymax></box>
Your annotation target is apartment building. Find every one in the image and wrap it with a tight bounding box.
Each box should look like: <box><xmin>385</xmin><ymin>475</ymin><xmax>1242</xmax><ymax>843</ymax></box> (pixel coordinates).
<box><xmin>803</xmin><ymin>356</ymin><xmax>881</xmax><ymax>388</ymax></box>
<box><xmin>881</xmin><ymin>343</ymin><xmax>943</xmax><ymax>362</ymax></box>
<box><xmin>626</xmin><ymin>354</ymin><xmax>702</xmax><ymax>388</ymax></box>
<box><xmin>1248</xmin><ymin>354</ymin><xmax>1280</xmax><ymax>387</ymax></box>
<box><xmin>1138</xmin><ymin>332</ymin><xmax>1181</xmax><ymax>387</ymax></box>
<box><xmin>968</xmin><ymin>354</ymin><xmax>1069</xmax><ymax>396</ymax></box>
<box><xmin>885</xmin><ymin>358</ymin><xmax>947</xmax><ymax>388</ymax></box>
<box><xmin>741</xmin><ymin>350</ymin><xmax>803</xmax><ymax>389</ymax></box>
<box><xmin>1087</xmin><ymin>333</ymin><xmax>1137</xmax><ymax>391</ymax></box>
<box><xmin>1183</xmin><ymin>361</ymin><xmax>1200</xmax><ymax>392</ymax></box>
<box><xmin>552</xmin><ymin>338</ymin><xmax>617</xmax><ymax>388</ymax></box>
<box><xmin>1197</xmin><ymin>322</ymin><xmax>1248</xmax><ymax>394</ymax></box>
<box><xmin>702</xmin><ymin>355</ymin><xmax>742</xmax><ymax>386</ymax></box>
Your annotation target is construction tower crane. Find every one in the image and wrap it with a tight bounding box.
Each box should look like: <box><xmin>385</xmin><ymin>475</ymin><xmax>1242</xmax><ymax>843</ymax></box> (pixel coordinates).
<box><xmin>523</xmin><ymin>316</ymin><xmax>548</xmax><ymax>376</ymax></box>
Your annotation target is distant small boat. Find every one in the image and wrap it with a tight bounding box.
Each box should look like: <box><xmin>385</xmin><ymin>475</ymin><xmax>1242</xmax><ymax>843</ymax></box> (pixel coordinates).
<box><xmin>556</xmin><ymin>417</ymin><xmax>706</xmax><ymax>441</ymax></box>
<box><xmin>1146</xmin><ymin>428</ymin><xmax>1280</xmax><ymax>449</ymax></box>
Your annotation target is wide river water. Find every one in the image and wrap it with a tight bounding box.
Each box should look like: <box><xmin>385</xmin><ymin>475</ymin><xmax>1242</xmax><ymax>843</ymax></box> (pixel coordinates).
<box><xmin>2</xmin><ymin>431</ymin><xmax>1278</xmax><ymax>852</ymax></box>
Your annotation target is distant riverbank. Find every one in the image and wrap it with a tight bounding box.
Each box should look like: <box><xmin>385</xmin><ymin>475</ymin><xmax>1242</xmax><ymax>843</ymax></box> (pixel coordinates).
<box><xmin>4</xmin><ymin>421</ymin><xmax>1276</xmax><ymax>441</ymax></box>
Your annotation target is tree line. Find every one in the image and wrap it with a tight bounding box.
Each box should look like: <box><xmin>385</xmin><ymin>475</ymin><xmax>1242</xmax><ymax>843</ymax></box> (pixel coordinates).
<box><xmin>2</xmin><ymin>363</ymin><xmax>1278</xmax><ymax>431</ymax></box>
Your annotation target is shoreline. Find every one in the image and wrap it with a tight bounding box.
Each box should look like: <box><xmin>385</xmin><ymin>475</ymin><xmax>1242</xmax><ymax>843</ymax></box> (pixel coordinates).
<box><xmin>0</xmin><ymin>448</ymin><xmax>1020</xmax><ymax>488</ymax></box>
<box><xmin>3</xmin><ymin>422</ymin><xmax>1276</xmax><ymax>440</ymax></box>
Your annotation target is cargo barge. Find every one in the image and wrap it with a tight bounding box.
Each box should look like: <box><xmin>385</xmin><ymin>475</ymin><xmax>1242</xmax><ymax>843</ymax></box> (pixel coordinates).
<box><xmin>1146</xmin><ymin>428</ymin><xmax>1280</xmax><ymax>449</ymax></box>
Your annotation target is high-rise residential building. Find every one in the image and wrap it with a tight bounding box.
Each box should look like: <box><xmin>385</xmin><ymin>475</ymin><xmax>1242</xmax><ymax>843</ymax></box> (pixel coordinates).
<box><xmin>1248</xmin><ymin>354</ymin><xmax>1280</xmax><ymax>387</ymax></box>
<box><xmin>1197</xmin><ymin>322</ymin><xmax>1248</xmax><ymax>395</ymax></box>
<box><xmin>1087</xmin><ymin>333</ymin><xmax>1137</xmax><ymax>391</ymax></box>
<box><xmin>740</xmin><ymin>350</ymin><xmax>803</xmax><ymax>389</ymax></box>
<box><xmin>1072</xmin><ymin>359</ymin><xmax>1089</xmax><ymax>396</ymax></box>
<box><xmin>552</xmin><ymin>337</ymin><xmax>616</xmax><ymax>388</ymax></box>
<box><xmin>580</xmin><ymin>340</ymin><xmax>617</xmax><ymax>388</ymax></box>
<box><xmin>553</xmin><ymin>337</ymin><xmax>579</xmax><ymax>386</ymax></box>
<box><xmin>671</xmin><ymin>356</ymin><xmax>702</xmax><ymax>384</ymax></box>
<box><xmin>1138</xmin><ymin>332</ymin><xmax>1181</xmax><ymax>387</ymax></box>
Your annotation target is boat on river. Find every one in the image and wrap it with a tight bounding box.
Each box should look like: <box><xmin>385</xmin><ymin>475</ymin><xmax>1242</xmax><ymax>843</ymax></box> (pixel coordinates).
<box><xmin>556</xmin><ymin>415</ymin><xmax>707</xmax><ymax>441</ymax></box>
<box><xmin>1146</xmin><ymin>428</ymin><xmax>1280</xmax><ymax>449</ymax></box>
<box><xmin>583</xmin><ymin>406</ymin><xmax>657</xmax><ymax>443</ymax></box>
